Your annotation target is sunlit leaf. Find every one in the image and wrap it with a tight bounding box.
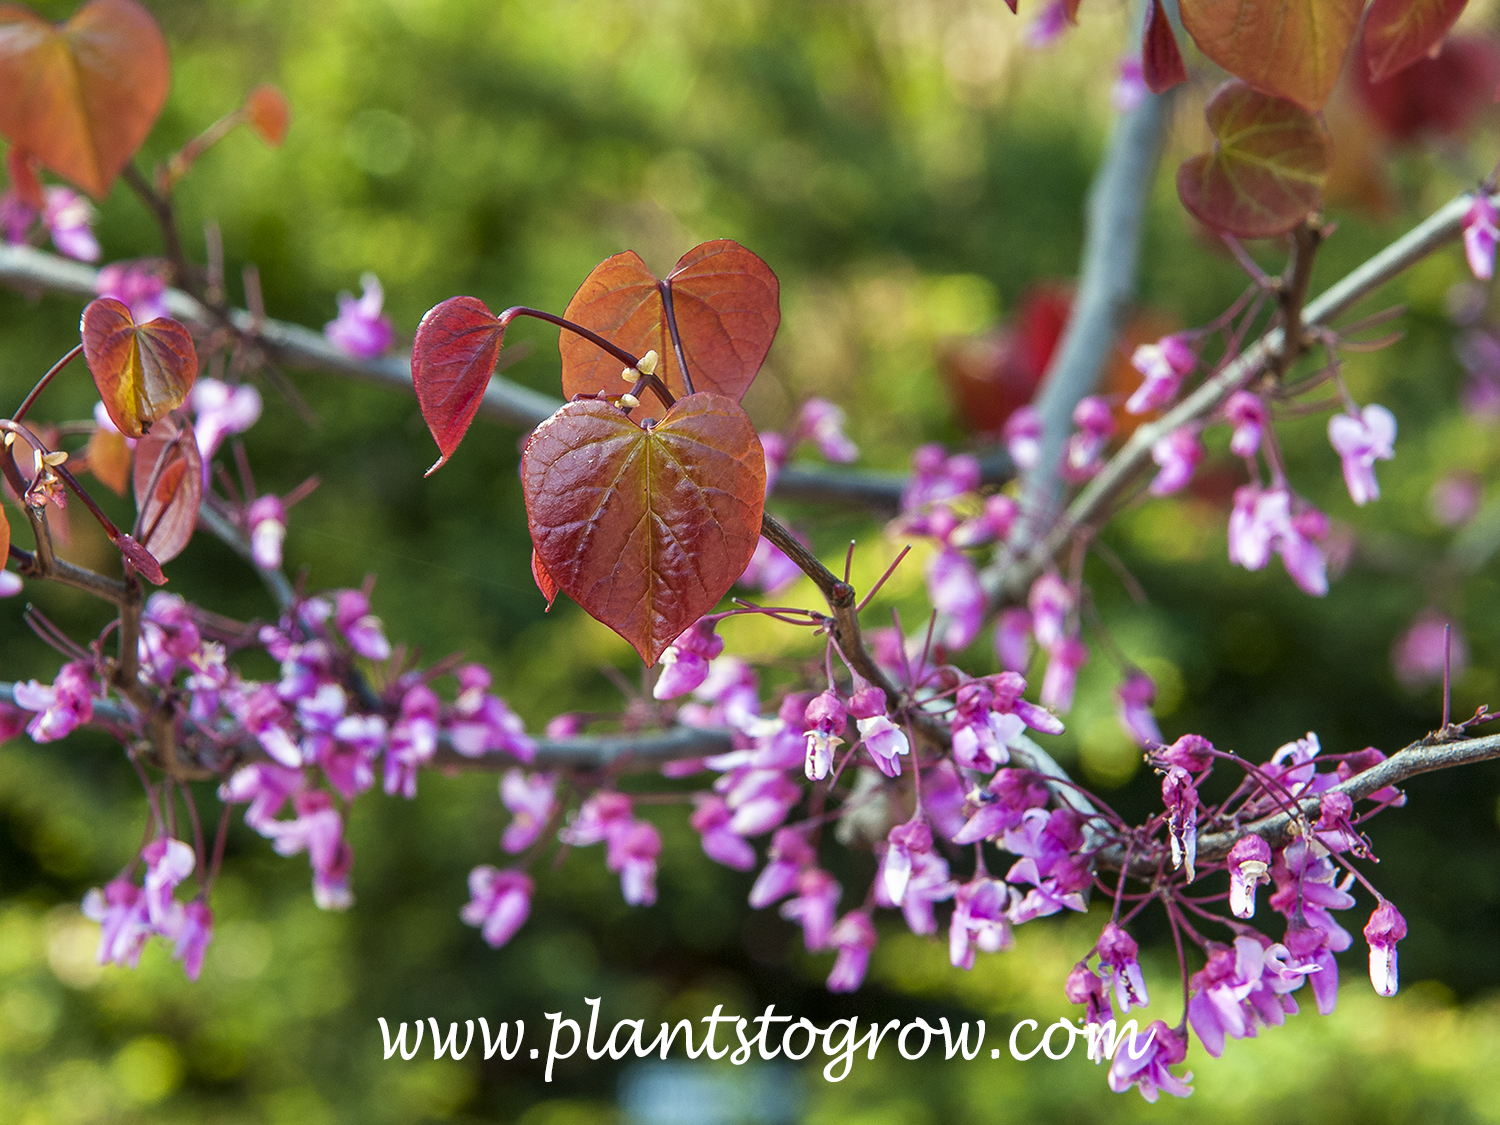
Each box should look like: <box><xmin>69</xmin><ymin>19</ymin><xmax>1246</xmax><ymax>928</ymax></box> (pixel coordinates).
<box><xmin>1363</xmin><ymin>0</ymin><xmax>1468</xmax><ymax>83</ymax></box>
<box><xmin>84</xmin><ymin>424</ymin><xmax>131</xmax><ymax>495</ymax></box>
<box><xmin>560</xmin><ymin>240</ymin><xmax>780</xmax><ymax>403</ymax></box>
<box><xmin>244</xmin><ymin>83</ymin><xmax>289</xmax><ymax>146</ymax></box>
<box><xmin>1176</xmin><ymin>80</ymin><xmax>1331</xmax><ymax>239</ymax></box>
<box><xmin>1142</xmin><ymin>0</ymin><xmax>1187</xmax><ymax>93</ymax></box>
<box><xmin>0</xmin><ymin>0</ymin><xmax>171</xmax><ymax>198</ymax></box>
<box><xmin>521</xmin><ymin>393</ymin><xmax>766</xmax><ymax>665</ymax></box>
<box><xmin>81</xmin><ymin>298</ymin><xmax>198</xmax><ymax>438</ymax></box>
<box><xmin>531</xmin><ymin>548</ymin><xmax>559</xmax><ymax>611</ymax></box>
<box><xmin>1179</xmin><ymin>0</ymin><xmax>1361</xmax><ymax>111</ymax></box>
<box><xmin>412</xmin><ymin>295</ymin><xmax>507</xmax><ymax>475</ymax></box>
<box><xmin>132</xmin><ymin>419</ymin><xmax>201</xmax><ymax>565</ymax></box>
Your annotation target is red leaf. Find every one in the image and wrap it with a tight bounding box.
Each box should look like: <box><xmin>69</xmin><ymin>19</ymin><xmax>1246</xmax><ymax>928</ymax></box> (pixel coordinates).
<box><xmin>6</xmin><ymin>145</ymin><xmax>42</xmax><ymax>208</ymax></box>
<box><xmin>131</xmin><ymin>420</ymin><xmax>201</xmax><ymax>565</ymax></box>
<box><xmin>1356</xmin><ymin>33</ymin><xmax>1500</xmax><ymax>141</ymax></box>
<box><xmin>81</xmin><ymin>298</ymin><xmax>199</xmax><ymax>438</ymax></box>
<box><xmin>1363</xmin><ymin>0</ymin><xmax>1468</xmax><ymax>83</ymax></box>
<box><xmin>1142</xmin><ymin>0</ymin><xmax>1187</xmax><ymax>94</ymax></box>
<box><xmin>1179</xmin><ymin>0</ymin><xmax>1362</xmax><ymax>111</ymax></box>
<box><xmin>560</xmin><ymin>240</ymin><xmax>780</xmax><ymax>403</ymax></box>
<box><xmin>531</xmin><ymin>548</ymin><xmax>559</xmax><ymax>611</ymax></box>
<box><xmin>0</xmin><ymin>0</ymin><xmax>171</xmax><ymax>198</ymax></box>
<box><xmin>1175</xmin><ymin>80</ymin><xmax>1331</xmax><ymax>239</ymax></box>
<box><xmin>244</xmin><ymin>83</ymin><xmax>290</xmax><ymax>147</ymax></box>
<box><xmin>412</xmin><ymin>295</ymin><xmax>508</xmax><ymax>475</ymax></box>
<box><xmin>521</xmin><ymin>393</ymin><xmax>766</xmax><ymax>665</ymax></box>
<box><xmin>111</xmin><ymin>531</ymin><xmax>165</xmax><ymax>585</ymax></box>
<box><xmin>84</xmin><ymin>424</ymin><xmax>131</xmax><ymax>495</ymax></box>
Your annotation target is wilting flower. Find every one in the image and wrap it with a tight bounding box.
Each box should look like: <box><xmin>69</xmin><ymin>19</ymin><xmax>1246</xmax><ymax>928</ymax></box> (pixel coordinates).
<box><xmin>460</xmin><ymin>867</ymin><xmax>533</xmax><ymax>948</ymax></box>
<box><xmin>1328</xmin><ymin>404</ymin><xmax>1396</xmax><ymax>506</ymax></box>
<box><xmin>325</xmin><ymin>272</ymin><xmax>395</xmax><ymax>357</ymax></box>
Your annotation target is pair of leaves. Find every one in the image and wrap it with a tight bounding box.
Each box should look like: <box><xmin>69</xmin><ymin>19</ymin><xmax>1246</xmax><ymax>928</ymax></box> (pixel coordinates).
<box><xmin>1177</xmin><ymin>81</ymin><xmax>1331</xmax><ymax>239</ymax></box>
<box><xmin>80</xmin><ymin>297</ymin><xmax>199</xmax><ymax>438</ymax></box>
<box><xmin>0</xmin><ymin>0</ymin><xmax>170</xmax><ymax>198</ymax></box>
<box><xmin>1161</xmin><ymin>0</ymin><xmax>1467</xmax><ymax>111</ymax></box>
<box><xmin>522</xmin><ymin>395</ymin><xmax>765</xmax><ymax>665</ymax></box>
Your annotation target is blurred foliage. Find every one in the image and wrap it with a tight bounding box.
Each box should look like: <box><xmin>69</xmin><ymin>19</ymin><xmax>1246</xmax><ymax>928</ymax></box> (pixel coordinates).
<box><xmin>2</xmin><ymin>0</ymin><xmax>1500</xmax><ymax>1121</ymax></box>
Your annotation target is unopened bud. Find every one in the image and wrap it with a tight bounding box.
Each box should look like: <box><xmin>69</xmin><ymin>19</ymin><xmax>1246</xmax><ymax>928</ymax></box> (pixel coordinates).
<box><xmin>637</xmin><ymin>349</ymin><xmax>659</xmax><ymax>376</ymax></box>
<box><xmin>619</xmin><ymin>393</ymin><xmax>640</xmax><ymax>409</ymax></box>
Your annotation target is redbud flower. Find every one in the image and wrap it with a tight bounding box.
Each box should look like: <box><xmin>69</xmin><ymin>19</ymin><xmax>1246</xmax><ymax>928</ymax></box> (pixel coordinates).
<box><xmin>995</xmin><ymin>607</ymin><xmax>1033</xmax><ymax>673</ymax></box>
<box><xmin>951</xmin><ymin>494</ymin><xmax>1018</xmax><ymax>548</ymax></box>
<box><xmin>335</xmin><ymin>589</ymin><xmax>392</xmax><ymax>661</ymax></box>
<box><xmin>1040</xmin><ymin>635</ymin><xmax>1088</xmax><ymax>713</ymax></box>
<box><xmin>1428</xmin><ymin>472</ymin><xmax>1481</xmax><ymax>527</ymax></box>
<box><xmin>1097</xmin><ymin>922</ymin><xmax>1150</xmax><ymax>1012</ymax></box>
<box><xmin>1107</xmin><ymin>1020</ymin><xmax>1192</xmax><ymax>1103</ymax></box>
<box><xmin>1224</xmin><ymin>390</ymin><xmax>1267</xmax><ymax>458</ymax></box>
<box><xmin>926</xmin><ymin>546</ymin><xmax>986</xmax><ymax>651</ymax></box>
<box><xmin>1228</xmin><ymin>835</ymin><xmax>1272</xmax><ymax>919</ymax></box>
<box><xmin>1328</xmin><ymin>403</ymin><xmax>1396</xmax><ymax>506</ymax></box>
<box><xmin>803</xmin><ymin>690</ymin><xmax>846</xmax><ymax>781</ymax></box>
<box><xmin>690</xmin><ymin>794</ymin><xmax>756</xmax><ymax>871</ymax></box>
<box><xmin>1127</xmin><ymin>334</ymin><xmax>1195</xmax><ymax>414</ymax></box>
<box><xmin>82</xmin><ymin>877</ymin><xmax>151</xmax><ymax>968</ymax></box>
<box><xmin>42</xmin><ymin>187</ymin><xmax>100</xmax><ymax>261</ymax></box>
<box><xmin>325</xmin><ymin>272</ymin><xmax>395</xmax><ymax>358</ymax></box>
<box><xmin>608</xmin><ymin>819</ymin><xmax>662</xmax><ymax>906</ymax></box>
<box><xmin>1064</xmin><ymin>396</ymin><xmax>1115</xmax><ymax>480</ymax></box>
<box><xmin>1111</xmin><ymin>56</ymin><xmax>1148</xmax><ymax>114</ymax></box>
<box><xmin>793</xmin><ymin>398</ymin><xmax>859</xmax><ymax>463</ymax></box>
<box><xmin>170</xmin><ymin>899</ymin><xmax>214</xmax><ymax>981</ymax></box>
<box><xmin>738</xmin><ymin>534</ymin><xmax>803</xmax><ymax>594</ymax></box>
<box><xmin>749</xmin><ymin>828</ymin><xmax>815</xmax><ymax>908</ymax></box>
<box><xmin>1462</xmin><ymin>194</ymin><xmax>1498</xmax><ymax>281</ymax></box>
<box><xmin>1003</xmin><ymin>406</ymin><xmax>1042</xmax><ymax>471</ymax></box>
<box><xmin>948</xmin><ymin>877</ymin><xmax>1013</xmax><ymax>970</ymax></box>
<box><xmin>247</xmin><ymin>495</ymin><xmax>288</xmax><ymax>570</ymax></box>
<box><xmin>1162</xmin><ymin>765</ymin><xmax>1198</xmax><ymax>880</ymax></box>
<box><xmin>1026</xmin><ymin>0</ymin><xmax>1070</xmax><ymax>48</ymax></box>
<box><xmin>653</xmin><ymin>617</ymin><xmax>725</xmax><ymax>700</ymax></box>
<box><xmin>849</xmin><ymin>685</ymin><xmax>910</xmax><ymax>777</ymax></box>
<box><xmin>1028</xmin><ymin>574</ymin><xmax>1073</xmax><ymax>650</ymax></box>
<box><xmin>1065</xmin><ymin>962</ymin><xmax>1113</xmax><ymax>1030</ymax></box>
<box><xmin>1392</xmin><ymin>611</ymin><xmax>1467</xmax><ymax>689</ymax></box>
<box><xmin>11</xmin><ymin>660</ymin><xmax>95</xmax><ymax>742</ymax></box>
<box><xmin>0</xmin><ymin>570</ymin><xmax>21</xmax><ymax>598</ymax></box>
<box><xmin>95</xmin><ymin>260</ymin><xmax>169</xmax><ymax>322</ymax></box>
<box><xmin>781</xmin><ymin>868</ymin><xmax>841</xmax><ymax>951</ymax></box>
<box><xmin>901</xmin><ymin>444</ymin><xmax>980</xmax><ymax>513</ymax></box>
<box><xmin>1149</xmin><ymin>427</ymin><xmax>1204</xmax><ymax>495</ymax></box>
<box><xmin>501</xmin><ymin>770</ymin><xmax>557</xmax><ymax>853</ymax></box>
<box><xmin>1115</xmin><ymin>672</ymin><xmax>1161</xmax><ymax>747</ymax></box>
<box><xmin>1364</xmin><ymin>899</ymin><xmax>1407</xmax><ymax>997</ymax></box>
<box><xmin>880</xmin><ymin>819</ymin><xmax>933</xmax><ymax>905</ymax></box>
<box><xmin>460</xmin><ymin>867</ymin><xmax>533</xmax><ymax>948</ymax></box>
<box><xmin>191</xmin><ymin>378</ymin><xmax>262</xmax><ymax>463</ymax></box>
<box><xmin>826</xmin><ymin>911</ymin><xmax>877</xmax><ymax>992</ymax></box>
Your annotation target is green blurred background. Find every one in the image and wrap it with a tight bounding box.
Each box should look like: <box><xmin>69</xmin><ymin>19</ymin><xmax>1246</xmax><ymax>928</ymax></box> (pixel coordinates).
<box><xmin>3</xmin><ymin>0</ymin><xmax>1500</xmax><ymax>1121</ymax></box>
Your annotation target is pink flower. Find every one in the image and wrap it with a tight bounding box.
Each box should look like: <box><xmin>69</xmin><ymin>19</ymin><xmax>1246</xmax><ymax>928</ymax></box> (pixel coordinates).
<box><xmin>1224</xmin><ymin>391</ymin><xmax>1267</xmax><ymax>459</ymax></box>
<box><xmin>11</xmin><ymin>660</ymin><xmax>95</xmax><ymax>742</ymax></box>
<box><xmin>850</xmin><ymin>686</ymin><xmax>909</xmax><ymax>777</ymax></box>
<box><xmin>653</xmin><ymin>617</ymin><xmax>725</xmax><ymax>700</ymax></box>
<box><xmin>1026</xmin><ymin>0</ymin><xmax>1071</xmax><ymax>48</ymax></box>
<box><xmin>1228</xmin><ymin>835</ymin><xmax>1272</xmax><ymax>919</ymax></box>
<box><xmin>953</xmin><ymin>768</ymin><xmax>1051</xmax><ymax>844</ymax></box>
<box><xmin>1028</xmin><ymin>574</ymin><xmax>1073</xmax><ymax>651</ymax></box>
<box><xmin>803</xmin><ymin>690</ymin><xmax>847</xmax><ymax>781</ymax></box>
<box><xmin>738</xmin><ymin>534</ymin><xmax>804</xmax><ymax>594</ymax></box>
<box><xmin>385</xmin><ymin>683</ymin><xmax>439</xmax><ymax>798</ymax></box>
<box><xmin>82</xmin><ymin>877</ymin><xmax>152</xmax><ymax>968</ymax></box>
<box><xmin>1364</xmin><ymin>899</ymin><xmax>1407</xmax><ymax>997</ymax></box>
<box><xmin>1115</xmin><ymin>672</ymin><xmax>1161</xmax><ymax>747</ymax></box>
<box><xmin>876</xmin><ymin>848</ymin><xmax>954</xmax><ymax>936</ymax></box>
<box><xmin>1040</xmin><ymin>636</ymin><xmax>1088</xmax><ymax>712</ymax></box>
<box><xmin>265</xmin><ymin>790</ymin><xmax>355</xmax><ymax>910</ymax></box>
<box><xmin>325</xmin><ymin>272</ymin><xmax>395</xmax><ymax>358</ymax></box>
<box><xmin>561</xmin><ymin>791</ymin><xmax>635</xmax><ymax>848</ymax></box>
<box><xmin>95</xmin><ymin>261</ymin><xmax>169</xmax><ymax>323</ymax></box>
<box><xmin>948</xmin><ymin>877</ymin><xmax>1013</xmax><ymax>970</ymax></box>
<box><xmin>826</xmin><ymin>912</ymin><xmax>877</xmax><ymax>992</ymax></box>
<box><xmin>1066</xmin><ymin>962</ymin><xmax>1113</xmax><ymax>1027</ymax></box>
<box><xmin>1429</xmin><ymin>472</ymin><xmax>1481</xmax><ymax>527</ymax></box>
<box><xmin>1148</xmin><ymin>427</ymin><xmax>1203</xmax><ymax>495</ymax></box>
<box><xmin>1107</xmin><ymin>1020</ymin><xmax>1192</xmax><ymax>1102</ymax></box>
<box><xmin>141</xmin><ymin>837</ymin><xmax>196</xmax><ymax>926</ymax></box>
<box><xmin>0</xmin><ymin>570</ymin><xmax>21</xmax><ymax>598</ymax></box>
<box><xmin>780</xmin><ymin>868</ymin><xmax>841</xmax><ymax>951</ymax></box>
<box><xmin>994</xmin><ymin>608</ymin><xmax>1033</xmax><ymax>673</ymax></box>
<box><xmin>169</xmin><ymin>900</ymin><xmax>214</xmax><ymax>981</ymax></box>
<box><xmin>1328</xmin><ymin>404</ymin><xmax>1396</xmax><ymax>506</ymax></box>
<box><xmin>880</xmin><ymin>820</ymin><xmax>933</xmax><ymax>905</ymax></box>
<box><xmin>449</xmin><ymin>665</ymin><xmax>536</xmax><ymax>762</ymax></box>
<box><xmin>1162</xmin><ymin>766</ymin><xmax>1198</xmax><ymax>880</ymax></box>
<box><xmin>220</xmin><ymin>762</ymin><xmax>306</xmax><ymax>833</ymax></box>
<box><xmin>1097</xmin><ymin>922</ymin><xmax>1150</xmax><ymax>1013</ymax></box>
<box><xmin>1003</xmin><ymin>406</ymin><xmax>1042</xmax><ymax>472</ymax></box>
<box><xmin>1127</xmin><ymin>334</ymin><xmax>1195</xmax><ymax>414</ymax></box>
<box><xmin>901</xmin><ymin>444</ymin><xmax>980</xmax><ymax>513</ymax></box>
<box><xmin>926</xmin><ymin>546</ymin><xmax>986</xmax><ymax>651</ymax></box>
<box><xmin>1228</xmin><ymin>486</ymin><xmax>1328</xmax><ymax>596</ymax></box>
<box><xmin>42</xmin><ymin>187</ymin><xmax>99</xmax><ymax>261</ymax></box>
<box><xmin>501</xmin><ymin>770</ymin><xmax>557</xmax><ymax>853</ymax></box>
<box><xmin>608</xmin><ymin>819</ymin><xmax>662</xmax><ymax>906</ymax></box>
<box><xmin>247</xmin><ymin>495</ymin><xmax>288</xmax><ymax>570</ymax></box>
<box><xmin>1111</xmin><ymin>56</ymin><xmax>1148</xmax><ymax>113</ymax></box>
<box><xmin>793</xmin><ymin>398</ymin><xmax>859</xmax><ymax>463</ymax></box>
<box><xmin>1463</xmin><ymin>195</ymin><xmax>1498</xmax><ymax>281</ymax></box>
<box><xmin>460</xmin><ymin>867</ymin><xmax>534</xmax><ymax>948</ymax></box>
<box><xmin>191</xmin><ymin>378</ymin><xmax>262</xmax><ymax>463</ymax></box>
<box><xmin>334</xmin><ymin>589</ymin><xmax>391</xmax><ymax>661</ymax></box>
<box><xmin>950</xmin><ymin>495</ymin><xmax>1018</xmax><ymax>549</ymax></box>
<box><xmin>1392</xmin><ymin>611</ymin><xmax>1467</xmax><ymax>689</ymax></box>
<box><xmin>690</xmin><ymin>794</ymin><xmax>756</xmax><ymax>871</ymax></box>
<box><xmin>749</xmin><ymin>828</ymin><xmax>815</xmax><ymax>908</ymax></box>
<box><xmin>1063</xmin><ymin>396</ymin><xmax>1115</xmax><ymax>480</ymax></box>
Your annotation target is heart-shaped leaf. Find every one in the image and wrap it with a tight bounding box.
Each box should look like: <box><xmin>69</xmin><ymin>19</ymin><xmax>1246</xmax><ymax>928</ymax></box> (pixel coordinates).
<box><xmin>1363</xmin><ymin>0</ymin><xmax>1468</xmax><ymax>83</ymax></box>
<box><xmin>560</xmin><ymin>240</ymin><xmax>779</xmax><ymax>403</ymax></box>
<box><xmin>1176</xmin><ymin>80</ymin><xmax>1331</xmax><ymax>239</ymax></box>
<box><xmin>1179</xmin><ymin>0</ymin><xmax>1361</xmax><ymax>111</ymax></box>
<box><xmin>521</xmin><ymin>392</ymin><xmax>766</xmax><ymax>665</ymax></box>
<box><xmin>81</xmin><ymin>297</ymin><xmax>199</xmax><ymax>438</ymax></box>
<box><xmin>132</xmin><ymin>419</ymin><xmax>201</xmax><ymax>565</ymax></box>
<box><xmin>412</xmin><ymin>295</ymin><xmax>508</xmax><ymax>475</ymax></box>
<box><xmin>0</xmin><ymin>0</ymin><xmax>171</xmax><ymax>198</ymax></box>
<box><xmin>1142</xmin><ymin>0</ymin><xmax>1187</xmax><ymax>94</ymax></box>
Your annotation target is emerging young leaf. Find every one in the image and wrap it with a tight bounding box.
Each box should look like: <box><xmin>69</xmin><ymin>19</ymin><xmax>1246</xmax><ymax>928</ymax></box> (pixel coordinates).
<box><xmin>81</xmin><ymin>298</ymin><xmax>198</xmax><ymax>438</ymax></box>
<box><xmin>0</xmin><ymin>0</ymin><xmax>171</xmax><ymax>198</ymax></box>
<box><xmin>560</xmin><ymin>240</ymin><xmax>779</xmax><ymax>403</ymax></box>
<box><xmin>1179</xmin><ymin>0</ymin><xmax>1361</xmax><ymax>111</ymax></box>
<box><xmin>521</xmin><ymin>393</ymin><xmax>766</xmax><ymax>665</ymax></box>
<box><xmin>1176</xmin><ymin>81</ymin><xmax>1331</xmax><ymax>239</ymax></box>
<box><xmin>1363</xmin><ymin>0</ymin><xmax>1468</xmax><ymax>83</ymax></box>
<box><xmin>132</xmin><ymin>419</ymin><xmax>201</xmax><ymax>565</ymax></box>
<box><xmin>412</xmin><ymin>295</ymin><xmax>508</xmax><ymax>475</ymax></box>
<box><xmin>1142</xmin><ymin>0</ymin><xmax>1187</xmax><ymax>94</ymax></box>
<box><xmin>244</xmin><ymin>83</ymin><xmax>290</xmax><ymax>147</ymax></box>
